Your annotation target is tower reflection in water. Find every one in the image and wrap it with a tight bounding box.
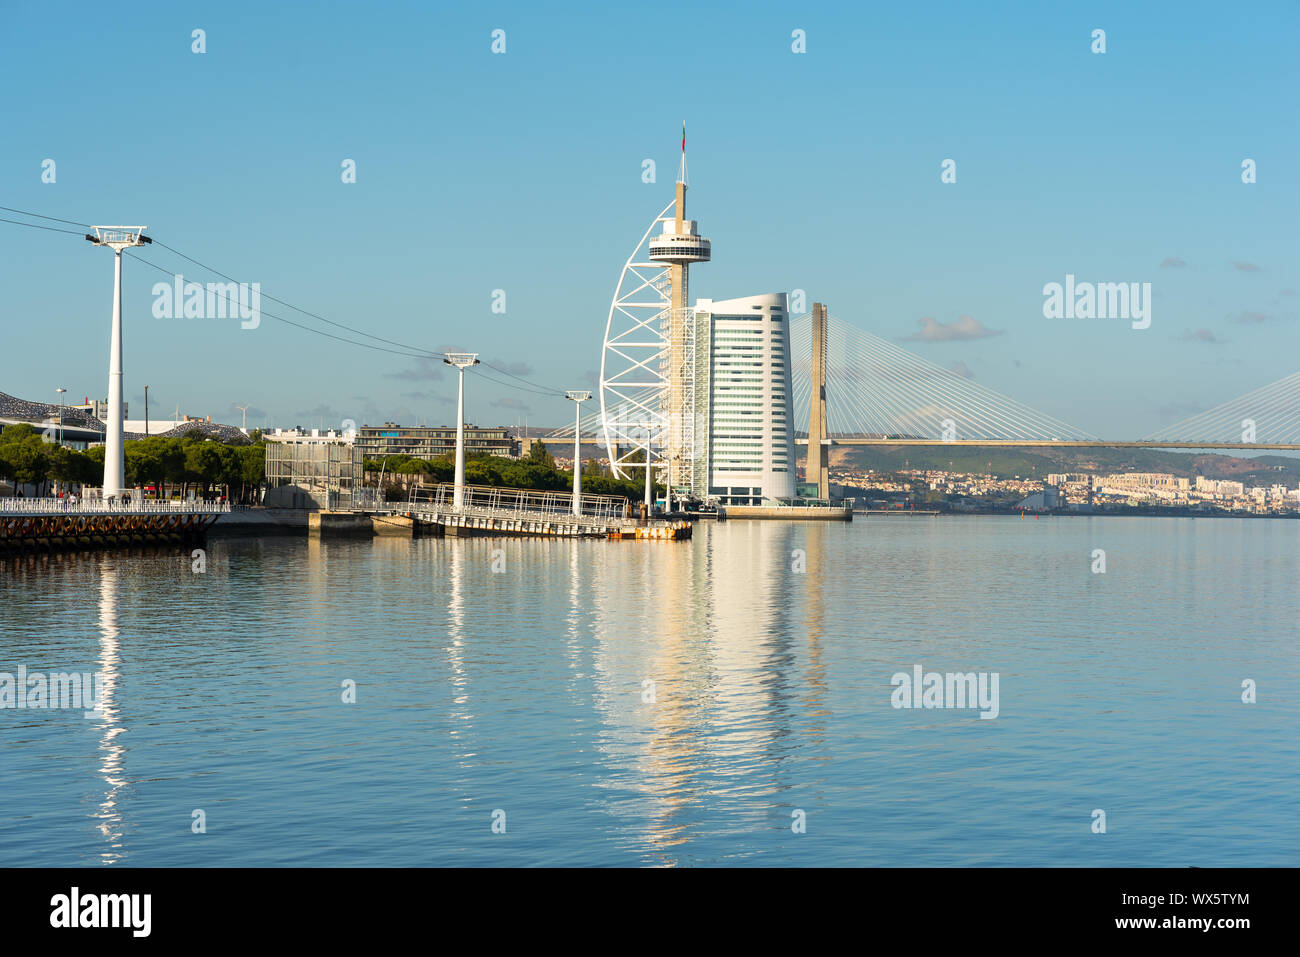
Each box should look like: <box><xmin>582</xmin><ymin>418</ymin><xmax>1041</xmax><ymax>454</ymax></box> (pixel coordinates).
<box><xmin>93</xmin><ymin>558</ymin><xmax>128</xmax><ymax>865</ymax></box>
<box><xmin>587</xmin><ymin>521</ymin><xmax>830</xmax><ymax>864</ymax></box>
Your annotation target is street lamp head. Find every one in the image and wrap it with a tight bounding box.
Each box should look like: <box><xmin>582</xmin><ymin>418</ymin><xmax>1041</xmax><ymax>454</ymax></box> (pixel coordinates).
<box><xmin>565</xmin><ymin>390</ymin><xmax>593</xmax><ymax>402</ymax></box>
<box><xmin>443</xmin><ymin>353</ymin><xmax>480</xmax><ymax>369</ymax></box>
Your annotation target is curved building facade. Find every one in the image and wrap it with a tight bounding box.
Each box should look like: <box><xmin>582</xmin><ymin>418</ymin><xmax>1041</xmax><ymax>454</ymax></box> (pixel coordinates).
<box><xmin>693</xmin><ymin>293</ymin><xmax>796</xmax><ymax>505</ymax></box>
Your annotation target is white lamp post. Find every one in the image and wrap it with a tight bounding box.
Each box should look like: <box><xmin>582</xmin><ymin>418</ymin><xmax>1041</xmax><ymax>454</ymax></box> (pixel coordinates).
<box><xmin>644</xmin><ymin>443</ymin><xmax>652</xmax><ymax>510</ymax></box>
<box><xmin>443</xmin><ymin>353</ymin><xmax>479</xmax><ymax>510</ymax></box>
<box><xmin>86</xmin><ymin>226</ymin><xmax>151</xmax><ymax>502</ymax></box>
<box><xmin>55</xmin><ymin>387</ymin><xmax>66</xmax><ymax>447</ymax></box>
<box><xmin>566</xmin><ymin>391</ymin><xmax>591</xmax><ymax>517</ymax></box>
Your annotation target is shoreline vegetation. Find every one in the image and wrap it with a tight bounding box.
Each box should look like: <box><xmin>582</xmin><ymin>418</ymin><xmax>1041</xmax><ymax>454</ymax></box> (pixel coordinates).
<box><xmin>0</xmin><ymin>424</ymin><xmax>264</xmax><ymax>503</ymax></box>
<box><xmin>0</xmin><ymin>429</ymin><xmax>653</xmax><ymax>506</ymax></box>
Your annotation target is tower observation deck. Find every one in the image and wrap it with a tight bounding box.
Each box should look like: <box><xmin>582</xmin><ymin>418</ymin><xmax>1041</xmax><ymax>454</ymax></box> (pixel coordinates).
<box><xmin>647</xmin><ymin>218</ymin><xmax>711</xmax><ymax>263</ymax></box>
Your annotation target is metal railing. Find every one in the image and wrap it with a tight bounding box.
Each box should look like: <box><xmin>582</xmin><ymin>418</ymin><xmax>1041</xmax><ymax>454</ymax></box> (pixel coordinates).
<box><xmin>0</xmin><ymin>497</ymin><xmax>230</xmax><ymax>516</ymax></box>
<box><xmin>410</xmin><ymin>483</ymin><xmax>630</xmax><ymax>523</ymax></box>
<box><xmin>351</xmin><ymin>487</ymin><xmax>384</xmax><ymax>511</ymax></box>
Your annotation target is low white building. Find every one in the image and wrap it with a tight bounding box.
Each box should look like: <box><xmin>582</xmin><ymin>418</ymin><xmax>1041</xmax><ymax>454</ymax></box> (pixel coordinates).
<box><xmin>262</xmin><ymin>427</ymin><xmax>353</xmax><ymax>445</ymax></box>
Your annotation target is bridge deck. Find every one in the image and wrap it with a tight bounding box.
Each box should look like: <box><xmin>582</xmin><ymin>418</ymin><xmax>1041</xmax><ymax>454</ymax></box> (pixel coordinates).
<box><xmin>795</xmin><ymin>439</ymin><xmax>1300</xmax><ymax>450</ymax></box>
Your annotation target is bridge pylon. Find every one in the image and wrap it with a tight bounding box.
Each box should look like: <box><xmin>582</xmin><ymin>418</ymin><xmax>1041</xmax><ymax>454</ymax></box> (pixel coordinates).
<box><xmin>807</xmin><ymin>302</ymin><xmax>830</xmax><ymax>500</ymax></box>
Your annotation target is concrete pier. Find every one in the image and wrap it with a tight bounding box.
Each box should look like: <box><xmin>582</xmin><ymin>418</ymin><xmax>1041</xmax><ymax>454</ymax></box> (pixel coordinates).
<box><xmin>724</xmin><ymin>503</ymin><xmax>851</xmax><ymax>521</ymax></box>
<box><xmin>370</xmin><ymin>514</ymin><xmax>420</xmax><ymax>537</ymax></box>
<box><xmin>209</xmin><ymin>507</ymin><xmax>308</xmax><ymax>535</ymax></box>
<box><xmin>307</xmin><ymin>512</ymin><xmax>375</xmax><ymax>537</ymax></box>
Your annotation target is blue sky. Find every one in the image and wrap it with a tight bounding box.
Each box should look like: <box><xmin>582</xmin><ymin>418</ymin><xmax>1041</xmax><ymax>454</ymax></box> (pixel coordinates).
<box><xmin>1</xmin><ymin>0</ymin><xmax>1296</xmax><ymax>438</ymax></box>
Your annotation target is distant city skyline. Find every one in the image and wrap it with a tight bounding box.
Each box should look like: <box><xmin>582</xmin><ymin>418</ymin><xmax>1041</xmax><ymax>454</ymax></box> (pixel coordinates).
<box><xmin>1</xmin><ymin>1</ymin><xmax>1296</xmax><ymax>440</ymax></box>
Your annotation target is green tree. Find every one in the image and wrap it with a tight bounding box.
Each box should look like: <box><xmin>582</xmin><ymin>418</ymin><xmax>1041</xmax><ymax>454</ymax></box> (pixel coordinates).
<box><xmin>216</xmin><ymin>444</ymin><xmax>244</xmax><ymax>498</ymax></box>
<box><xmin>0</xmin><ymin>423</ymin><xmax>40</xmax><ymax>447</ymax></box>
<box><xmin>395</xmin><ymin>458</ymin><xmax>433</xmax><ymax>477</ymax></box>
<box><xmin>6</xmin><ymin>436</ymin><xmax>51</xmax><ymax>493</ymax></box>
<box><xmin>73</xmin><ymin>449</ymin><xmax>100</xmax><ymax>487</ymax></box>
<box><xmin>49</xmin><ymin>445</ymin><xmax>84</xmax><ymax>491</ymax></box>
<box><xmin>426</xmin><ymin>457</ymin><xmax>454</xmax><ymax>483</ymax></box>
<box><xmin>464</xmin><ymin>460</ymin><xmax>501</xmax><ymax>486</ymax></box>
<box><xmin>0</xmin><ymin>443</ymin><xmax>14</xmax><ymax>492</ymax></box>
<box><xmin>184</xmin><ymin>442</ymin><xmax>225</xmax><ymax>498</ymax></box>
<box><xmin>126</xmin><ymin>441</ymin><xmax>165</xmax><ymax>490</ymax></box>
<box><xmin>238</xmin><ymin>443</ymin><xmax>266</xmax><ymax>503</ymax></box>
<box><xmin>526</xmin><ymin>440</ymin><xmax>555</xmax><ymax>468</ymax></box>
<box><xmin>157</xmin><ymin>438</ymin><xmax>186</xmax><ymax>496</ymax></box>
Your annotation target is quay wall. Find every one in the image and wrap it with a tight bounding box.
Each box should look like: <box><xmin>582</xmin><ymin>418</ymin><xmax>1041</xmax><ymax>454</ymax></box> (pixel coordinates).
<box><xmin>725</xmin><ymin>505</ymin><xmax>852</xmax><ymax>521</ymax></box>
<box><xmin>0</xmin><ymin>512</ymin><xmax>220</xmax><ymax>555</ymax></box>
<box><xmin>210</xmin><ymin>508</ymin><xmax>308</xmax><ymax>535</ymax></box>
<box><xmin>307</xmin><ymin>512</ymin><xmax>374</xmax><ymax>537</ymax></box>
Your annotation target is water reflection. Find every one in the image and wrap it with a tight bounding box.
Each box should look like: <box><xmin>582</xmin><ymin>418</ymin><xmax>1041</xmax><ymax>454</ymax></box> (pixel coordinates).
<box><xmin>93</xmin><ymin>559</ymin><xmax>127</xmax><ymax>865</ymax></box>
<box><xmin>703</xmin><ymin>523</ymin><xmax>802</xmax><ymax>834</ymax></box>
<box><xmin>800</xmin><ymin>521</ymin><xmax>830</xmax><ymax>720</ymax></box>
<box><xmin>444</xmin><ymin>541</ymin><xmax>473</xmax><ymax>752</ymax></box>
<box><xmin>4</xmin><ymin>519</ymin><xmax>1292</xmax><ymax>866</ymax></box>
<box><xmin>584</xmin><ymin>521</ymin><xmax>834</xmax><ymax>864</ymax></box>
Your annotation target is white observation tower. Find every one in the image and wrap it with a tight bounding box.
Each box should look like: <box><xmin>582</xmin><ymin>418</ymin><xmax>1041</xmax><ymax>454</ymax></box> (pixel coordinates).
<box><xmin>599</xmin><ymin>125</ymin><xmax>711</xmax><ymax>501</ymax></box>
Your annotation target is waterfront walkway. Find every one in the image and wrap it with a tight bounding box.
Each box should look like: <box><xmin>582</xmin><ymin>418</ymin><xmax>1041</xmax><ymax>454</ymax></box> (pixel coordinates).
<box><xmin>0</xmin><ymin>497</ymin><xmax>229</xmax><ymax>554</ymax></box>
<box><xmin>400</xmin><ymin>483</ymin><xmax>690</xmax><ymax>540</ymax></box>
<box><xmin>0</xmin><ymin>497</ymin><xmax>229</xmax><ymax>516</ymax></box>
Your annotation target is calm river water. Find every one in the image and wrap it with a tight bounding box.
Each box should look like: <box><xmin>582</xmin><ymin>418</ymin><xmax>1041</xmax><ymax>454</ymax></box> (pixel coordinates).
<box><xmin>1</xmin><ymin>516</ymin><xmax>1296</xmax><ymax>866</ymax></box>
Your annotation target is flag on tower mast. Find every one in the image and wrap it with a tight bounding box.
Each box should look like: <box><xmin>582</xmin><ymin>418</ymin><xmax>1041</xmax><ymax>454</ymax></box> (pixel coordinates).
<box><xmin>678</xmin><ymin>121</ymin><xmax>688</xmax><ymax>186</ymax></box>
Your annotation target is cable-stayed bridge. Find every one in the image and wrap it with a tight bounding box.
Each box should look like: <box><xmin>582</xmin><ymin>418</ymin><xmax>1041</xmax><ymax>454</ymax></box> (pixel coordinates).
<box><xmin>785</xmin><ymin>313</ymin><xmax>1300</xmax><ymax>451</ymax></box>
<box><xmin>551</xmin><ymin>311</ymin><xmax>1300</xmax><ymax>453</ymax></box>
<box><xmin>787</xmin><ymin>312</ymin><xmax>1093</xmax><ymax>445</ymax></box>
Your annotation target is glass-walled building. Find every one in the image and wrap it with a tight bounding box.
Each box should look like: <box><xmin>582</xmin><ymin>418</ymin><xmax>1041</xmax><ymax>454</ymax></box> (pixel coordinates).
<box><xmin>264</xmin><ymin>438</ymin><xmax>363</xmax><ymax>509</ymax></box>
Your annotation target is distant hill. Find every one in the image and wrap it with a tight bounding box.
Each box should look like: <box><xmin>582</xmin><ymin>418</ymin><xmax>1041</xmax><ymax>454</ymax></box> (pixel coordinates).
<box><xmin>826</xmin><ymin>444</ymin><xmax>1300</xmax><ymax>484</ymax></box>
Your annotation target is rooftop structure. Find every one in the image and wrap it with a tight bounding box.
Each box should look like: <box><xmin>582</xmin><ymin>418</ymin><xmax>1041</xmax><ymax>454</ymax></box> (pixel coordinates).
<box><xmin>264</xmin><ymin>427</ymin><xmax>354</xmax><ymax>445</ymax></box>
<box><xmin>0</xmin><ymin>390</ymin><xmax>246</xmax><ymax>446</ymax></box>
